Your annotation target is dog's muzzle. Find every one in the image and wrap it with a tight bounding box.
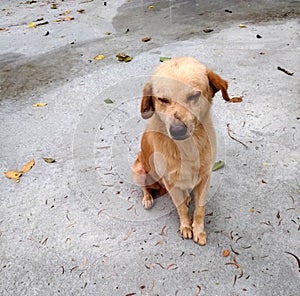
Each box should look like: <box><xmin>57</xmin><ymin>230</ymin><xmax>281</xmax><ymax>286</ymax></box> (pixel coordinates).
<box><xmin>169</xmin><ymin>123</ymin><xmax>188</xmax><ymax>140</ymax></box>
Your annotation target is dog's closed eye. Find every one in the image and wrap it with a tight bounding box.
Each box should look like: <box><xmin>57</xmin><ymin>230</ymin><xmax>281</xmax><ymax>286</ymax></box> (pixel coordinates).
<box><xmin>158</xmin><ymin>98</ymin><xmax>170</xmax><ymax>104</ymax></box>
<box><xmin>187</xmin><ymin>91</ymin><xmax>201</xmax><ymax>103</ymax></box>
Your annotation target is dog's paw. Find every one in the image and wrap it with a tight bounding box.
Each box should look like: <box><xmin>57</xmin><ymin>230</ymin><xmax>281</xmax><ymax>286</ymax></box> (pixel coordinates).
<box><xmin>180</xmin><ymin>225</ymin><xmax>193</xmax><ymax>239</ymax></box>
<box><xmin>193</xmin><ymin>230</ymin><xmax>207</xmax><ymax>245</ymax></box>
<box><xmin>142</xmin><ymin>195</ymin><xmax>154</xmax><ymax>209</ymax></box>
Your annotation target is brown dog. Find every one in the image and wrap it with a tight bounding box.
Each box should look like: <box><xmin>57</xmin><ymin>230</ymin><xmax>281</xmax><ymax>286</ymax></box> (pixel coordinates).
<box><xmin>132</xmin><ymin>57</ymin><xmax>241</xmax><ymax>245</ymax></box>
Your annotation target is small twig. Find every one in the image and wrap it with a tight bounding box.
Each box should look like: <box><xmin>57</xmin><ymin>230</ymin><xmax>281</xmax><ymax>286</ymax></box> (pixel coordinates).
<box><xmin>35</xmin><ymin>21</ymin><xmax>49</xmax><ymax>27</ymax></box>
<box><xmin>277</xmin><ymin>66</ymin><xmax>294</xmax><ymax>76</ymax></box>
<box><xmin>227</xmin><ymin>123</ymin><xmax>248</xmax><ymax>148</ymax></box>
<box><xmin>233</xmin><ymin>274</ymin><xmax>237</xmax><ymax>286</ymax></box>
<box><xmin>285</xmin><ymin>252</ymin><xmax>300</xmax><ymax>271</ymax></box>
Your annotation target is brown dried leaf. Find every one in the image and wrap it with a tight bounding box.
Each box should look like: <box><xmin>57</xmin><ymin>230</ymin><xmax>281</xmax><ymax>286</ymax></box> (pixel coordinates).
<box><xmin>63</xmin><ymin>16</ymin><xmax>74</xmax><ymax>21</ymax></box>
<box><xmin>155</xmin><ymin>240</ymin><xmax>163</xmax><ymax>246</ymax></box>
<box><xmin>142</xmin><ymin>37</ymin><xmax>151</xmax><ymax>42</ymax></box>
<box><xmin>20</xmin><ymin>159</ymin><xmax>35</xmax><ymax>173</ymax></box>
<box><xmin>166</xmin><ymin>263</ymin><xmax>177</xmax><ymax>270</ymax></box>
<box><xmin>229</xmin><ymin>97</ymin><xmax>243</xmax><ymax>103</ymax></box>
<box><xmin>5</xmin><ymin>171</ymin><xmax>22</xmax><ymax>179</ymax></box>
<box><xmin>223</xmin><ymin>250</ymin><xmax>230</xmax><ymax>257</ymax></box>
<box><xmin>285</xmin><ymin>252</ymin><xmax>300</xmax><ymax>271</ymax></box>
<box><xmin>159</xmin><ymin>225</ymin><xmax>166</xmax><ymax>235</ymax></box>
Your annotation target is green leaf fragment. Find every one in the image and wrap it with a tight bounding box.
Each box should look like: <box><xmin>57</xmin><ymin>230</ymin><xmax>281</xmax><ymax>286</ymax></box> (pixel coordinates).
<box><xmin>104</xmin><ymin>98</ymin><xmax>113</xmax><ymax>104</ymax></box>
<box><xmin>43</xmin><ymin>158</ymin><xmax>56</xmax><ymax>163</ymax></box>
<box><xmin>212</xmin><ymin>160</ymin><xmax>225</xmax><ymax>171</ymax></box>
<box><xmin>160</xmin><ymin>57</ymin><xmax>172</xmax><ymax>62</ymax></box>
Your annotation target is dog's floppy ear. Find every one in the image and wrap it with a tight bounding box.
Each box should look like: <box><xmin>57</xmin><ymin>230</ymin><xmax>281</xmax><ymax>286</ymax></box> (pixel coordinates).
<box><xmin>140</xmin><ymin>83</ymin><xmax>155</xmax><ymax>119</ymax></box>
<box><xmin>207</xmin><ymin>70</ymin><xmax>242</xmax><ymax>103</ymax></box>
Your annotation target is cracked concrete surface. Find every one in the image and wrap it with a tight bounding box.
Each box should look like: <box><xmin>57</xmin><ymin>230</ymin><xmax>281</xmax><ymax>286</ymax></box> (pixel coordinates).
<box><xmin>0</xmin><ymin>1</ymin><xmax>299</xmax><ymax>295</ymax></box>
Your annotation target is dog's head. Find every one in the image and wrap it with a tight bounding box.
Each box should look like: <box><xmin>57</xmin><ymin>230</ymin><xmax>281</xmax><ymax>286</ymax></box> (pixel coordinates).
<box><xmin>140</xmin><ymin>57</ymin><xmax>237</xmax><ymax>140</ymax></box>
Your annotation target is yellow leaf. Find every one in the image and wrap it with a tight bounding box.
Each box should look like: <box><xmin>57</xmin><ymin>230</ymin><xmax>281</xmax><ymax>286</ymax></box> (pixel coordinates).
<box><xmin>94</xmin><ymin>55</ymin><xmax>105</xmax><ymax>60</ymax></box>
<box><xmin>116</xmin><ymin>52</ymin><xmax>133</xmax><ymax>62</ymax></box>
<box><xmin>20</xmin><ymin>159</ymin><xmax>35</xmax><ymax>173</ymax></box>
<box><xmin>147</xmin><ymin>5</ymin><xmax>155</xmax><ymax>9</ymax></box>
<box><xmin>239</xmin><ymin>24</ymin><xmax>247</xmax><ymax>28</ymax></box>
<box><xmin>32</xmin><ymin>103</ymin><xmax>47</xmax><ymax>107</ymax></box>
<box><xmin>62</xmin><ymin>10</ymin><xmax>71</xmax><ymax>15</ymax></box>
<box><xmin>29</xmin><ymin>22</ymin><xmax>36</xmax><ymax>28</ymax></box>
<box><xmin>63</xmin><ymin>16</ymin><xmax>74</xmax><ymax>21</ymax></box>
<box><xmin>5</xmin><ymin>171</ymin><xmax>22</xmax><ymax>179</ymax></box>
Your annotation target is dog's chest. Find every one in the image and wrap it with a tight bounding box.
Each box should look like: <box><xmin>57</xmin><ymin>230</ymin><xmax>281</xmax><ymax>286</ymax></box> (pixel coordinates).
<box><xmin>153</xmin><ymin>142</ymin><xmax>201</xmax><ymax>190</ymax></box>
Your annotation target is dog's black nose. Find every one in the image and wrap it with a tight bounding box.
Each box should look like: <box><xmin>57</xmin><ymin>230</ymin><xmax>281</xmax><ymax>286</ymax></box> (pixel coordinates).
<box><xmin>169</xmin><ymin>123</ymin><xmax>188</xmax><ymax>140</ymax></box>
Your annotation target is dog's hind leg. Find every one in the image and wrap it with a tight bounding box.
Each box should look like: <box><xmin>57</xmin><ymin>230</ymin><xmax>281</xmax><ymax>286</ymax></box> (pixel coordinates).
<box><xmin>132</xmin><ymin>156</ymin><xmax>155</xmax><ymax>209</ymax></box>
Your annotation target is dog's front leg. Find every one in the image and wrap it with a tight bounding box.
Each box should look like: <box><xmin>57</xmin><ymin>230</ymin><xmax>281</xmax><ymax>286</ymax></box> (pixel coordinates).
<box><xmin>168</xmin><ymin>186</ymin><xmax>193</xmax><ymax>239</ymax></box>
<box><xmin>192</xmin><ymin>174</ymin><xmax>210</xmax><ymax>245</ymax></box>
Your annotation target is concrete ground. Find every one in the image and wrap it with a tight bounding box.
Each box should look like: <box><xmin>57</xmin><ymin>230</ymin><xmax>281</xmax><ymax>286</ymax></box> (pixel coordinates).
<box><xmin>0</xmin><ymin>0</ymin><xmax>299</xmax><ymax>295</ymax></box>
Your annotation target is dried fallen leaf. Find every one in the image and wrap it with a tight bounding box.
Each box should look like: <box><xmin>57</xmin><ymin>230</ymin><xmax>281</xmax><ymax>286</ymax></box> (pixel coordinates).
<box><xmin>63</xmin><ymin>16</ymin><xmax>74</xmax><ymax>21</ymax></box>
<box><xmin>223</xmin><ymin>250</ymin><xmax>230</xmax><ymax>257</ymax></box>
<box><xmin>32</xmin><ymin>103</ymin><xmax>47</xmax><ymax>107</ymax></box>
<box><xmin>53</xmin><ymin>17</ymin><xmax>74</xmax><ymax>22</ymax></box>
<box><xmin>225</xmin><ymin>258</ymin><xmax>240</xmax><ymax>269</ymax></box>
<box><xmin>239</xmin><ymin>24</ymin><xmax>247</xmax><ymax>28</ymax></box>
<box><xmin>159</xmin><ymin>225</ymin><xmax>166</xmax><ymax>236</ymax></box>
<box><xmin>94</xmin><ymin>54</ymin><xmax>105</xmax><ymax>60</ymax></box>
<box><xmin>166</xmin><ymin>263</ymin><xmax>177</xmax><ymax>270</ymax></box>
<box><xmin>105</xmin><ymin>32</ymin><xmax>112</xmax><ymax>35</ymax></box>
<box><xmin>29</xmin><ymin>22</ymin><xmax>36</xmax><ymax>28</ymax></box>
<box><xmin>160</xmin><ymin>57</ymin><xmax>172</xmax><ymax>62</ymax></box>
<box><xmin>20</xmin><ymin>159</ymin><xmax>35</xmax><ymax>173</ymax></box>
<box><xmin>77</xmin><ymin>9</ymin><xmax>86</xmax><ymax>13</ymax></box>
<box><xmin>285</xmin><ymin>252</ymin><xmax>300</xmax><ymax>271</ymax></box>
<box><xmin>203</xmin><ymin>28</ymin><xmax>214</xmax><ymax>33</ymax></box>
<box><xmin>212</xmin><ymin>160</ymin><xmax>225</xmax><ymax>171</ymax></box>
<box><xmin>124</xmin><ymin>227</ymin><xmax>136</xmax><ymax>240</ymax></box>
<box><xmin>41</xmin><ymin>236</ymin><xmax>48</xmax><ymax>245</ymax></box>
<box><xmin>43</xmin><ymin>158</ymin><xmax>56</xmax><ymax>163</ymax></box>
<box><xmin>0</xmin><ymin>28</ymin><xmax>9</xmax><ymax>31</ymax></box>
<box><xmin>147</xmin><ymin>5</ymin><xmax>155</xmax><ymax>9</ymax></box>
<box><xmin>51</xmin><ymin>4</ymin><xmax>58</xmax><ymax>9</ymax></box>
<box><xmin>231</xmin><ymin>245</ymin><xmax>240</xmax><ymax>255</ymax></box>
<box><xmin>142</xmin><ymin>37</ymin><xmax>151</xmax><ymax>42</ymax></box>
<box><xmin>116</xmin><ymin>52</ymin><xmax>132</xmax><ymax>62</ymax></box>
<box><xmin>5</xmin><ymin>171</ymin><xmax>22</xmax><ymax>180</ymax></box>
<box><xmin>61</xmin><ymin>10</ymin><xmax>71</xmax><ymax>15</ymax></box>
<box><xmin>229</xmin><ymin>97</ymin><xmax>243</xmax><ymax>103</ymax></box>
<box><xmin>196</xmin><ymin>285</ymin><xmax>201</xmax><ymax>296</ymax></box>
